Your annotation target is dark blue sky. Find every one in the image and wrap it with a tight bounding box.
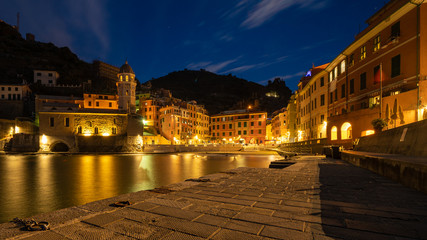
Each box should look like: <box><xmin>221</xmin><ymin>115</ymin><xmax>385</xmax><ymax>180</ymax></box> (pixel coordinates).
<box><xmin>1</xmin><ymin>0</ymin><xmax>387</xmax><ymax>90</ymax></box>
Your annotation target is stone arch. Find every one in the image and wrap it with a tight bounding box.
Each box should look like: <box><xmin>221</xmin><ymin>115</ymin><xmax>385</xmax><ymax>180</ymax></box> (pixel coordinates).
<box><xmin>341</xmin><ymin>122</ymin><xmax>352</xmax><ymax>140</ymax></box>
<box><xmin>331</xmin><ymin>126</ymin><xmax>338</xmax><ymax>140</ymax></box>
<box><xmin>50</xmin><ymin>141</ymin><xmax>70</xmax><ymax>152</ymax></box>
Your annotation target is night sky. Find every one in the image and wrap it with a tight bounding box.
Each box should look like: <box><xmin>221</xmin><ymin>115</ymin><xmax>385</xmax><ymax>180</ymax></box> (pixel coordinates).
<box><xmin>1</xmin><ymin>0</ymin><xmax>388</xmax><ymax>90</ymax></box>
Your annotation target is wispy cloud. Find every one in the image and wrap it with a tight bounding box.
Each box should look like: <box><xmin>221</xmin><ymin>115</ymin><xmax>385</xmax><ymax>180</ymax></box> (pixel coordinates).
<box><xmin>241</xmin><ymin>0</ymin><xmax>327</xmax><ymax>29</ymax></box>
<box><xmin>16</xmin><ymin>0</ymin><xmax>109</xmax><ymax>59</ymax></box>
<box><xmin>187</xmin><ymin>58</ymin><xmax>239</xmax><ymax>73</ymax></box>
<box><xmin>206</xmin><ymin>59</ymin><xmax>239</xmax><ymax>72</ymax></box>
<box><xmin>259</xmin><ymin>71</ymin><xmax>306</xmax><ymax>84</ymax></box>
<box><xmin>187</xmin><ymin>62</ymin><xmax>212</xmax><ymax>69</ymax></box>
<box><xmin>221</xmin><ymin>64</ymin><xmax>259</xmax><ymax>74</ymax></box>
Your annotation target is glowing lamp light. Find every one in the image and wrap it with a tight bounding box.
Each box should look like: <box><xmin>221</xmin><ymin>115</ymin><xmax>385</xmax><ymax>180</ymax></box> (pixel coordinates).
<box><xmin>83</xmin><ymin>133</ymin><xmax>92</xmax><ymax>136</ymax></box>
<box><xmin>41</xmin><ymin>134</ymin><xmax>48</xmax><ymax>144</ymax></box>
<box><xmin>102</xmin><ymin>133</ymin><xmax>110</xmax><ymax>136</ymax></box>
<box><xmin>15</xmin><ymin>126</ymin><xmax>20</xmax><ymax>134</ymax></box>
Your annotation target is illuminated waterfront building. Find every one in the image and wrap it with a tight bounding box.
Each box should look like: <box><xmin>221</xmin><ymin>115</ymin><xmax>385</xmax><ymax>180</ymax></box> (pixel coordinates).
<box><xmin>210</xmin><ymin>110</ymin><xmax>267</xmax><ymax>144</ymax></box>
<box><xmin>37</xmin><ymin>61</ymin><xmax>152</xmax><ymax>152</ymax></box>
<box><xmin>325</xmin><ymin>0</ymin><xmax>427</xmax><ymax>148</ymax></box>
<box><xmin>297</xmin><ymin>64</ymin><xmax>329</xmax><ymax>141</ymax></box>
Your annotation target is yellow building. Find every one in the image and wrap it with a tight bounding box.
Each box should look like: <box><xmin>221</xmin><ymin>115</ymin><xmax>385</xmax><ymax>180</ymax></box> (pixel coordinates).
<box><xmin>297</xmin><ymin>64</ymin><xmax>329</xmax><ymax>141</ymax></box>
<box><xmin>37</xmin><ymin>61</ymin><xmax>149</xmax><ymax>152</ymax></box>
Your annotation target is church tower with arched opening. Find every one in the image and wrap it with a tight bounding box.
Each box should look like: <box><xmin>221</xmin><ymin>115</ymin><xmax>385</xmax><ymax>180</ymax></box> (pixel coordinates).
<box><xmin>117</xmin><ymin>61</ymin><xmax>137</xmax><ymax>113</ymax></box>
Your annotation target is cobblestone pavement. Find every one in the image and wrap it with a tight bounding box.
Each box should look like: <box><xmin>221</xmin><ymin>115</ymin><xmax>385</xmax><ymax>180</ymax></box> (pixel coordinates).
<box><xmin>2</xmin><ymin>155</ymin><xmax>427</xmax><ymax>239</ymax></box>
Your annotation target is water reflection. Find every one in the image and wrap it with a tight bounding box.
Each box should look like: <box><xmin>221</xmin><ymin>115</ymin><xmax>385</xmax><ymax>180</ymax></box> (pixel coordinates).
<box><xmin>0</xmin><ymin>153</ymin><xmax>280</xmax><ymax>223</ymax></box>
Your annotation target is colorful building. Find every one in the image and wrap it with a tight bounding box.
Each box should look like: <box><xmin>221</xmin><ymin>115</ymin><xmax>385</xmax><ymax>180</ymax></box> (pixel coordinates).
<box><xmin>326</xmin><ymin>0</ymin><xmax>427</xmax><ymax>148</ymax></box>
<box><xmin>37</xmin><ymin>61</ymin><xmax>151</xmax><ymax>152</ymax></box>
<box><xmin>210</xmin><ymin>110</ymin><xmax>267</xmax><ymax>144</ymax></box>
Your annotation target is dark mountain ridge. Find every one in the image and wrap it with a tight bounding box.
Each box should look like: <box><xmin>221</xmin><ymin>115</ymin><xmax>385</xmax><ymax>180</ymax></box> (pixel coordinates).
<box><xmin>145</xmin><ymin>70</ymin><xmax>292</xmax><ymax>116</ymax></box>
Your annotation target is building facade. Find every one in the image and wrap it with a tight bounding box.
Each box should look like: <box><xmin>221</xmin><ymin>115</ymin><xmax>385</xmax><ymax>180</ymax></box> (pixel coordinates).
<box><xmin>326</xmin><ymin>0</ymin><xmax>427</xmax><ymax>148</ymax></box>
<box><xmin>33</xmin><ymin>70</ymin><xmax>59</xmax><ymax>86</ymax></box>
<box><xmin>210</xmin><ymin>110</ymin><xmax>267</xmax><ymax>144</ymax></box>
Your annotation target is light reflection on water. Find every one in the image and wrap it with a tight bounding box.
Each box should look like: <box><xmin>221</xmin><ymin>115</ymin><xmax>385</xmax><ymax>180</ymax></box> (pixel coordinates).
<box><xmin>0</xmin><ymin>153</ymin><xmax>280</xmax><ymax>223</ymax></box>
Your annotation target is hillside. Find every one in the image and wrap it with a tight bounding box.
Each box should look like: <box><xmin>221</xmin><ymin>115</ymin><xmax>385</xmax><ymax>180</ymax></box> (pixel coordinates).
<box><xmin>145</xmin><ymin>70</ymin><xmax>292</xmax><ymax>115</ymax></box>
<box><xmin>0</xmin><ymin>20</ymin><xmax>94</xmax><ymax>87</ymax></box>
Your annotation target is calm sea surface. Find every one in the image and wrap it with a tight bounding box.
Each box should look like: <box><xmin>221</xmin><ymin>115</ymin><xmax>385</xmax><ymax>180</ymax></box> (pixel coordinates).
<box><xmin>0</xmin><ymin>153</ymin><xmax>280</xmax><ymax>223</ymax></box>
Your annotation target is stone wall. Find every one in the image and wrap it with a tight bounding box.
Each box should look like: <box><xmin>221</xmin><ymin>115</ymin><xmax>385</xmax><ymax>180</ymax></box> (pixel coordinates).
<box><xmin>279</xmin><ymin>138</ymin><xmax>327</xmax><ymax>154</ymax></box>
<box><xmin>354</xmin><ymin>119</ymin><xmax>427</xmax><ymax>157</ymax></box>
<box><xmin>77</xmin><ymin>135</ymin><xmax>127</xmax><ymax>152</ymax></box>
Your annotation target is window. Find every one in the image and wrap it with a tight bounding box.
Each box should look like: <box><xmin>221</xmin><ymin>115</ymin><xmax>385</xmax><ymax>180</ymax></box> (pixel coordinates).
<box><xmin>391</xmin><ymin>55</ymin><xmax>401</xmax><ymax>78</ymax></box>
<box><xmin>374</xmin><ymin>65</ymin><xmax>380</xmax><ymax>84</ymax></box>
<box><xmin>330</xmin><ymin>92</ymin><xmax>333</xmax><ymax>104</ymax></box>
<box><xmin>250</xmin><ymin>130</ymin><xmax>253</xmax><ymax>134</ymax></box>
<box><xmin>360</xmin><ymin>72</ymin><xmax>367</xmax><ymax>90</ymax></box>
<box><xmin>238</xmin><ymin>122</ymin><xmax>241</xmax><ymax>127</ymax></box>
<box><xmin>15</xmin><ymin>87</ymin><xmax>18</xmax><ymax>91</ymax></box>
<box><xmin>238</xmin><ymin>130</ymin><xmax>242</xmax><ymax>135</ymax></box>
<box><xmin>251</xmin><ymin>122</ymin><xmax>254</xmax><ymax>126</ymax></box>
<box><xmin>229</xmin><ymin>132</ymin><xmax>232</xmax><ymax>136</ymax></box>
<box><xmin>8</xmin><ymin>87</ymin><xmax>11</xmax><ymax>91</ymax></box>
<box><xmin>320</xmin><ymin>114</ymin><xmax>324</xmax><ymax>122</ymax></box>
<box><xmin>109</xmin><ymin>102</ymin><xmax>112</xmax><ymax>107</ymax></box>
<box><xmin>222</xmin><ymin>132</ymin><xmax>225</xmax><ymax>136</ymax></box>
<box><xmin>331</xmin><ymin>126</ymin><xmax>337</xmax><ymax>140</ymax></box>
<box><xmin>64</xmin><ymin>118</ymin><xmax>69</xmax><ymax>127</ymax></box>
<box><xmin>373</xmin><ymin>35</ymin><xmax>381</xmax><ymax>52</ymax></box>
<box><xmin>1</xmin><ymin>87</ymin><xmax>3</xmax><ymax>90</ymax></box>
<box><xmin>320</xmin><ymin>77</ymin><xmax>324</xmax><ymax>87</ymax></box>
<box><xmin>341</xmin><ymin>122</ymin><xmax>352</xmax><ymax>140</ymax></box>
<box><xmin>95</xmin><ymin>127</ymin><xmax>99</xmax><ymax>134</ymax></box>
<box><xmin>349</xmin><ymin>54</ymin><xmax>354</xmax><ymax>67</ymax></box>
<box><xmin>334</xmin><ymin>89</ymin><xmax>338</xmax><ymax>101</ymax></box>
<box><xmin>258</xmin><ymin>121</ymin><xmax>261</xmax><ymax>126</ymax></box>
<box><xmin>49</xmin><ymin>117</ymin><xmax>54</xmax><ymax>127</ymax></box>
<box><xmin>341</xmin><ymin>60</ymin><xmax>346</xmax><ymax>73</ymax></box>
<box><xmin>244</xmin><ymin>122</ymin><xmax>247</xmax><ymax>127</ymax></box>
<box><xmin>360</xmin><ymin>46</ymin><xmax>366</xmax><ymax>60</ymax></box>
<box><xmin>88</xmin><ymin>101</ymin><xmax>92</xmax><ymax>107</ymax></box>
<box><xmin>1</xmin><ymin>95</ymin><xmax>4</xmax><ymax>99</ymax></box>
<box><xmin>229</xmin><ymin>124</ymin><xmax>232</xmax><ymax>128</ymax></box>
<box><xmin>391</xmin><ymin>22</ymin><xmax>400</xmax><ymax>38</ymax></box>
<box><xmin>222</xmin><ymin>124</ymin><xmax>225</xmax><ymax>129</ymax></box>
<box><xmin>96</xmin><ymin>102</ymin><xmax>99</xmax><ymax>107</ymax></box>
<box><xmin>350</xmin><ymin>79</ymin><xmax>354</xmax><ymax>94</ymax></box>
<box><xmin>48</xmin><ymin>73</ymin><xmax>53</xmax><ymax>77</ymax></box>
<box><xmin>126</xmin><ymin>75</ymin><xmax>129</xmax><ymax>81</ymax></box>
<box><xmin>48</xmin><ymin>80</ymin><xmax>53</xmax><ymax>84</ymax></box>
<box><xmin>341</xmin><ymin>84</ymin><xmax>346</xmax><ymax>98</ymax></box>
<box><xmin>37</xmin><ymin>72</ymin><xmax>41</xmax><ymax>76</ymax></box>
<box><xmin>78</xmin><ymin>126</ymin><xmax>82</xmax><ymax>134</ymax></box>
<box><xmin>320</xmin><ymin>94</ymin><xmax>325</xmax><ymax>106</ymax></box>
<box><xmin>243</xmin><ymin>130</ymin><xmax>247</xmax><ymax>135</ymax></box>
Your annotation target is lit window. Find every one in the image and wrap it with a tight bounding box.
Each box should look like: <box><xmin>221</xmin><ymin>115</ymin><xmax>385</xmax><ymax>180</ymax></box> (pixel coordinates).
<box><xmin>341</xmin><ymin>122</ymin><xmax>352</xmax><ymax>139</ymax></box>
<box><xmin>126</xmin><ymin>75</ymin><xmax>129</xmax><ymax>81</ymax></box>
<box><xmin>360</xmin><ymin>46</ymin><xmax>366</xmax><ymax>60</ymax></box>
<box><xmin>373</xmin><ymin>35</ymin><xmax>381</xmax><ymax>52</ymax></box>
<box><xmin>341</xmin><ymin>60</ymin><xmax>346</xmax><ymax>73</ymax></box>
<box><xmin>331</xmin><ymin>126</ymin><xmax>337</xmax><ymax>140</ymax></box>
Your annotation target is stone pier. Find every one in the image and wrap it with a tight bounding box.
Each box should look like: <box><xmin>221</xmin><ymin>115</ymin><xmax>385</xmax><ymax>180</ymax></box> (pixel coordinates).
<box><xmin>1</xmin><ymin>155</ymin><xmax>427</xmax><ymax>239</ymax></box>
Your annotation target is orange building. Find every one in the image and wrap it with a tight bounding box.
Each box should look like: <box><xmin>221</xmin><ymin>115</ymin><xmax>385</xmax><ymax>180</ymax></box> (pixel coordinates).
<box><xmin>81</xmin><ymin>94</ymin><xmax>118</xmax><ymax>110</ymax></box>
<box><xmin>210</xmin><ymin>110</ymin><xmax>267</xmax><ymax>144</ymax></box>
<box><xmin>325</xmin><ymin>0</ymin><xmax>427</xmax><ymax>148</ymax></box>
